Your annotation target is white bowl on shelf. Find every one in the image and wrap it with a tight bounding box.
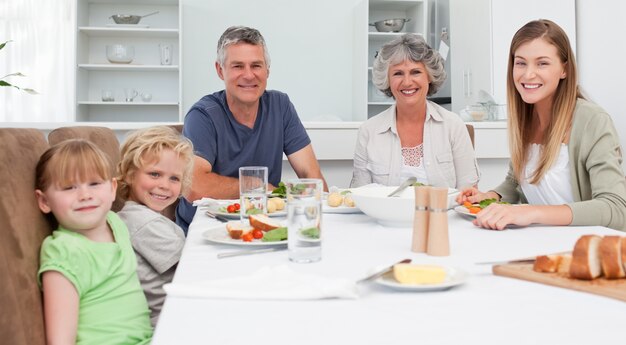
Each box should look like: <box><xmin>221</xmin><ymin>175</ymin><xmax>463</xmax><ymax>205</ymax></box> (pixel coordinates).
<box><xmin>350</xmin><ymin>185</ymin><xmax>459</xmax><ymax>227</ymax></box>
<box><xmin>106</xmin><ymin>44</ymin><xmax>135</xmax><ymax>64</ymax></box>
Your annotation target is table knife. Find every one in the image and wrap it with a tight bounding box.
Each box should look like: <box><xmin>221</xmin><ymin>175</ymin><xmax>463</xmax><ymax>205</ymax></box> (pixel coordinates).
<box><xmin>356</xmin><ymin>258</ymin><xmax>411</xmax><ymax>284</ymax></box>
<box><xmin>217</xmin><ymin>245</ymin><xmax>287</xmax><ymax>259</ymax></box>
<box><xmin>475</xmin><ymin>251</ymin><xmax>570</xmax><ymax>265</ymax></box>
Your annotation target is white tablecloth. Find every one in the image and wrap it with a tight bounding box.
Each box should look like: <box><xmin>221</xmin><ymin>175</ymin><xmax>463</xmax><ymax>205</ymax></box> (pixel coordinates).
<box><xmin>153</xmin><ymin>206</ymin><xmax>625</xmax><ymax>344</ymax></box>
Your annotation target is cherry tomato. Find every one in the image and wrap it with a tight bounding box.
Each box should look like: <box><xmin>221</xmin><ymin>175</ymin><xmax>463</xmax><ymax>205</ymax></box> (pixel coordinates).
<box><xmin>227</xmin><ymin>205</ymin><xmax>236</xmax><ymax>213</ymax></box>
<box><xmin>242</xmin><ymin>233</ymin><xmax>253</xmax><ymax>242</ymax></box>
<box><xmin>252</xmin><ymin>229</ymin><xmax>263</xmax><ymax>239</ymax></box>
<box><xmin>234</xmin><ymin>203</ymin><xmax>241</xmax><ymax>211</ymax></box>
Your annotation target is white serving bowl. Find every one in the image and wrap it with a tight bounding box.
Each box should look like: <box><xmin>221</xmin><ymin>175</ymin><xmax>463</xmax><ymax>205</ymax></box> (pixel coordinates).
<box><xmin>350</xmin><ymin>185</ymin><xmax>459</xmax><ymax>227</ymax></box>
<box><xmin>106</xmin><ymin>44</ymin><xmax>135</xmax><ymax>64</ymax></box>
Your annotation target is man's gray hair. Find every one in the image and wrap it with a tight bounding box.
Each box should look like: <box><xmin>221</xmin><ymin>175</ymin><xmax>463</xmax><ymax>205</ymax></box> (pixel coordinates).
<box><xmin>216</xmin><ymin>26</ymin><xmax>271</xmax><ymax>67</ymax></box>
<box><xmin>372</xmin><ymin>33</ymin><xmax>446</xmax><ymax>97</ymax></box>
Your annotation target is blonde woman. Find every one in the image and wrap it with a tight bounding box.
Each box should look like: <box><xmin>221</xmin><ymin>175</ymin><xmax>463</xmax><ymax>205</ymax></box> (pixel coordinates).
<box><xmin>457</xmin><ymin>19</ymin><xmax>626</xmax><ymax>231</ymax></box>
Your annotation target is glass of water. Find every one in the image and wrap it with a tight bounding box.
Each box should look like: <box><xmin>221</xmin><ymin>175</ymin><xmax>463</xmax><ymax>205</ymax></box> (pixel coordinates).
<box><xmin>286</xmin><ymin>178</ymin><xmax>323</xmax><ymax>263</ymax></box>
<box><xmin>239</xmin><ymin>166</ymin><xmax>268</xmax><ymax>223</ymax></box>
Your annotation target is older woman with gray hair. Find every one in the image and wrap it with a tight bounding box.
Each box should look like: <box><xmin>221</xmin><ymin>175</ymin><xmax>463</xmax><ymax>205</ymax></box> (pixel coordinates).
<box><xmin>350</xmin><ymin>33</ymin><xmax>479</xmax><ymax>189</ymax></box>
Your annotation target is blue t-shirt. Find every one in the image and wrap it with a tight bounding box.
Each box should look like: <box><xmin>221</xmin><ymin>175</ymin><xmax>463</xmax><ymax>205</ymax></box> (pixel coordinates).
<box><xmin>176</xmin><ymin>90</ymin><xmax>310</xmax><ymax>231</ymax></box>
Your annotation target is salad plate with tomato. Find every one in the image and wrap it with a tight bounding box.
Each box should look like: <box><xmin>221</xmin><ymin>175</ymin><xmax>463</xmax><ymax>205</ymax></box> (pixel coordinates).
<box><xmin>206</xmin><ymin>201</ymin><xmax>287</xmax><ymax>219</ymax></box>
<box><xmin>202</xmin><ymin>223</ymin><xmax>287</xmax><ymax>247</ymax></box>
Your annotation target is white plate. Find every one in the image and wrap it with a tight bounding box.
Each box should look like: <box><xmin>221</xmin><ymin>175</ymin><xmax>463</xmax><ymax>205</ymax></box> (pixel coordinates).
<box><xmin>207</xmin><ymin>202</ymin><xmax>286</xmax><ymax>219</ymax></box>
<box><xmin>454</xmin><ymin>205</ymin><xmax>476</xmax><ymax>218</ymax></box>
<box><xmin>322</xmin><ymin>203</ymin><xmax>362</xmax><ymax>214</ymax></box>
<box><xmin>375</xmin><ymin>266</ymin><xmax>468</xmax><ymax>291</ymax></box>
<box><xmin>202</xmin><ymin>223</ymin><xmax>287</xmax><ymax>247</ymax></box>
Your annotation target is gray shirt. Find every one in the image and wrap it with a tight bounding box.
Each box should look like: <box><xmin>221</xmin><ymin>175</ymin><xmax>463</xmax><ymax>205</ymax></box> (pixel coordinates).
<box><xmin>351</xmin><ymin>101</ymin><xmax>480</xmax><ymax>189</ymax></box>
<box><xmin>118</xmin><ymin>201</ymin><xmax>186</xmax><ymax>327</ymax></box>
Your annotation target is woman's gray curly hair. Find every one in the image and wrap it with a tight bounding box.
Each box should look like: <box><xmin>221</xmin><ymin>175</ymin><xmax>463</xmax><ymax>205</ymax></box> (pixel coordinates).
<box><xmin>372</xmin><ymin>33</ymin><xmax>446</xmax><ymax>97</ymax></box>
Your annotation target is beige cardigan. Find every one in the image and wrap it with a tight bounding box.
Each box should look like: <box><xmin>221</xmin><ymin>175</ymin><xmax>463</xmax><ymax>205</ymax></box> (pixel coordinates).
<box><xmin>494</xmin><ymin>98</ymin><xmax>626</xmax><ymax>231</ymax></box>
<box><xmin>350</xmin><ymin>101</ymin><xmax>480</xmax><ymax>189</ymax></box>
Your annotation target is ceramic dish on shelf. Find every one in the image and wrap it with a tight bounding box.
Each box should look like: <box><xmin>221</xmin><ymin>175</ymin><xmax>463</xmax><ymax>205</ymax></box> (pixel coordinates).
<box><xmin>202</xmin><ymin>223</ymin><xmax>286</xmax><ymax>247</ymax></box>
<box><xmin>375</xmin><ymin>266</ymin><xmax>468</xmax><ymax>292</ymax></box>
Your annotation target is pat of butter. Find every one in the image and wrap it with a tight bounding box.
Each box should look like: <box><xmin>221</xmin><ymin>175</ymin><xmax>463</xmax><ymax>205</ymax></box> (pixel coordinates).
<box><xmin>393</xmin><ymin>264</ymin><xmax>447</xmax><ymax>284</ymax></box>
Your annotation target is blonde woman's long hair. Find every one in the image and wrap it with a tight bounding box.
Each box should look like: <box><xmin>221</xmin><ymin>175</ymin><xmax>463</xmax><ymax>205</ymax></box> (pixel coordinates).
<box><xmin>507</xmin><ymin>19</ymin><xmax>583</xmax><ymax>184</ymax></box>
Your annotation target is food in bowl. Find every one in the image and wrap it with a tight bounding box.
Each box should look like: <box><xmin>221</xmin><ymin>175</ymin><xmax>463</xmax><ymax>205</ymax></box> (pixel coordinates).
<box><xmin>350</xmin><ymin>185</ymin><xmax>459</xmax><ymax>227</ymax></box>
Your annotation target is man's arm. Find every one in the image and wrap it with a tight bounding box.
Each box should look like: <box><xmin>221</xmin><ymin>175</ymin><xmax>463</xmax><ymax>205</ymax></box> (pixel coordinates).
<box><xmin>185</xmin><ymin>155</ymin><xmax>241</xmax><ymax>200</ymax></box>
<box><xmin>286</xmin><ymin>144</ymin><xmax>328</xmax><ymax>191</ymax></box>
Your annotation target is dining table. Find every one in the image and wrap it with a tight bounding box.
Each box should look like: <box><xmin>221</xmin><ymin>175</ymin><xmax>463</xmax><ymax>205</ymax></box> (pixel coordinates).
<box><xmin>152</xmin><ymin>203</ymin><xmax>625</xmax><ymax>344</ymax></box>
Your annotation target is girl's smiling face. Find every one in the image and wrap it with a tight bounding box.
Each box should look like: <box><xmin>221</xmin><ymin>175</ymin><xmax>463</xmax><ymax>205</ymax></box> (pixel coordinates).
<box><xmin>512</xmin><ymin>38</ymin><xmax>567</xmax><ymax>111</ymax></box>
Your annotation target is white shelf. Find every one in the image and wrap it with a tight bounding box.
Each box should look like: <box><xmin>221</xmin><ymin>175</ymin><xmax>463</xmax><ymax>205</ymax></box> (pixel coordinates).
<box><xmin>78</xmin><ymin>101</ymin><xmax>178</xmax><ymax>105</ymax></box>
<box><xmin>78</xmin><ymin>64</ymin><xmax>179</xmax><ymax>71</ymax></box>
<box><xmin>75</xmin><ymin>0</ymin><xmax>182</xmax><ymax>123</ymax></box>
<box><xmin>79</xmin><ymin>26</ymin><xmax>179</xmax><ymax>38</ymax></box>
<box><xmin>370</xmin><ymin>0</ymin><xmax>425</xmax><ymax>11</ymax></box>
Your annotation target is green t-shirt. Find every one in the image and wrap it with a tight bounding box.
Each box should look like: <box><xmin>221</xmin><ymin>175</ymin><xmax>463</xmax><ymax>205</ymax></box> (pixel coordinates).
<box><xmin>38</xmin><ymin>211</ymin><xmax>153</xmax><ymax>345</ymax></box>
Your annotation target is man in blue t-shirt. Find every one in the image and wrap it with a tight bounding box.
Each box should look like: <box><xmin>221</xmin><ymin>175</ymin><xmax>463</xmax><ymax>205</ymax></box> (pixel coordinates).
<box><xmin>176</xmin><ymin>26</ymin><xmax>327</xmax><ymax>232</ymax></box>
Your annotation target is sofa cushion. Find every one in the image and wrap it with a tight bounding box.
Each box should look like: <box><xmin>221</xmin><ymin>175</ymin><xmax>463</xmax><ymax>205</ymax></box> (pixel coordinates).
<box><xmin>0</xmin><ymin>128</ymin><xmax>51</xmax><ymax>345</ymax></box>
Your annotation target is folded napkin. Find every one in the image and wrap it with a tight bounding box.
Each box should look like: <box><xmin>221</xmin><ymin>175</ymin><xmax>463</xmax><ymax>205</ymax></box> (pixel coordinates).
<box><xmin>163</xmin><ymin>265</ymin><xmax>359</xmax><ymax>300</ymax></box>
<box><xmin>192</xmin><ymin>197</ymin><xmax>219</xmax><ymax>207</ymax></box>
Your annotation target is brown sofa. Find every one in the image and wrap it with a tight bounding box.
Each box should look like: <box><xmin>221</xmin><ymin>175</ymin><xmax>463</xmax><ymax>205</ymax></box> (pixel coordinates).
<box><xmin>0</xmin><ymin>128</ymin><xmax>51</xmax><ymax>345</ymax></box>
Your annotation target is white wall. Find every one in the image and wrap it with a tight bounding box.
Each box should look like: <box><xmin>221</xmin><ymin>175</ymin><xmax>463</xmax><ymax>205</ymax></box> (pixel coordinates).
<box><xmin>576</xmin><ymin>0</ymin><xmax>626</xmax><ymax>157</ymax></box>
<box><xmin>182</xmin><ymin>0</ymin><xmax>362</xmax><ymax>122</ymax></box>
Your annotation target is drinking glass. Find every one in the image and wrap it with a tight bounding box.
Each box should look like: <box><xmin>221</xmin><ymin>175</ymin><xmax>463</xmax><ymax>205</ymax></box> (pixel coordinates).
<box><xmin>239</xmin><ymin>166</ymin><xmax>268</xmax><ymax>222</ymax></box>
<box><xmin>101</xmin><ymin>89</ymin><xmax>114</xmax><ymax>102</ymax></box>
<box><xmin>159</xmin><ymin>43</ymin><xmax>173</xmax><ymax>65</ymax></box>
<box><xmin>286</xmin><ymin>178</ymin><xmax>323</xmax><ymax>263</ymax></box>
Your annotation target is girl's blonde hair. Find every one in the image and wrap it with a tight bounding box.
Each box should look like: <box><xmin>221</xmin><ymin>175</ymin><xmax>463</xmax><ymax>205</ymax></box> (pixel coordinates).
<box><xmin>507</xmin><ymin>19</ymin><xmax>583</xmax><ymax>184</ymax></box>
<box><xmin>117</xmin><ymin>126</ymin><xmax>194</xmax><ymax>200</ymax></box>
<box><xmin>36</xmin><ymin>139</ymin><xmax>113</xmax><ymax>192</ymax></box>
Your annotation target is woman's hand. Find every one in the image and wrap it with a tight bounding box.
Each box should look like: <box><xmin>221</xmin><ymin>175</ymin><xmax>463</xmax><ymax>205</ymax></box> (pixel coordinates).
<box><xmin>456</xmin><ymin>187</ymin><xmax>497</xmax><ymax>204</ymax></box>
<box><xmin>472</xmin><ymin>203</ymin><xmax>533</xmax><ymax>230</ymax></box>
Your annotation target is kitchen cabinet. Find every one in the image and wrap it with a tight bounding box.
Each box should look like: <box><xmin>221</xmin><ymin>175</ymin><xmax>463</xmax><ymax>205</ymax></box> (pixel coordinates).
<box><xmin>449</xmin><ymin>0</ymin><xmax>576</xmax><ymax>114</ymax></box>
<box><xmin>364</xmin><ymin>0</ymin><xmax>428</xmax><ymax>118</ymax></box>
<box><xmin>75</xmin><ymin>0</ymin><xmax>181</xmax><ymax>123</ymax></box>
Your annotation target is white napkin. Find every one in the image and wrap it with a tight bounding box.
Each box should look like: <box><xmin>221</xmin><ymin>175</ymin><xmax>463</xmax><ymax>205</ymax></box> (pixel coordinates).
<box><xmin>163</xmin><ymin>265</ymin><xmax>359</xmax><ymax>300</ymax></box>
<box><xmin>192</xmin><ymin>197</ymin><xmax>219</xmax><ymax>207</ymax></box>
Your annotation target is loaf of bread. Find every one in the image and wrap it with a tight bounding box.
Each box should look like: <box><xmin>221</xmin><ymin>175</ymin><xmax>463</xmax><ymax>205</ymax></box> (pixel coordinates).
<box><xmin>599</xmin><ymin>236</ymin><xmax>625</xmax><ymax>279</ymax></box>
<box><xmin>226</xmin><ymin>221</ymin><xmax>254</xmax><ymax>239</ymax></box>
<box><xmin>248</xmin><ymin>214</ymin><xmax>281</xmax><ymax>232</ymax></box>
<box><xmin>533</xmin><ymin>255</ymin><xmax>562</xmax><ymax>273</ymax></box>
<box><xmin>569</xmin><ymin>235</ymin><xmax>603</xmax><ymax>280</ymax></box>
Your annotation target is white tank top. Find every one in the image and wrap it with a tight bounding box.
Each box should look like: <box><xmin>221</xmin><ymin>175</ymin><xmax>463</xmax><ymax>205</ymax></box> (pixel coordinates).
<box><xmin>520</xmin><ymin>143</ymin><xmax>574</xmax><ymax>205</ymax></box>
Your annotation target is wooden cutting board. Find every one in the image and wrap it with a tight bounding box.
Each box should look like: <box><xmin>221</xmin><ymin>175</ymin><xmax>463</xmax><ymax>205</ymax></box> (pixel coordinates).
<box><xmin>493</xmin><ymin>263</ymin><xmax>626</xmax><ymax>302</ymax></box>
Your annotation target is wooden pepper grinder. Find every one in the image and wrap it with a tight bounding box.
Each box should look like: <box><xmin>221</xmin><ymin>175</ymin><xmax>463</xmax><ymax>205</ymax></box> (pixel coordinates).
<box><xmin>427</xmin><ymin>187</ymin><xmax>450</xmax><ymax>256</ymax></box>
<box><xmin>411</xmin><ymin>186</ymin><xmax>431</xmax><ymax>253</ymax></box>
